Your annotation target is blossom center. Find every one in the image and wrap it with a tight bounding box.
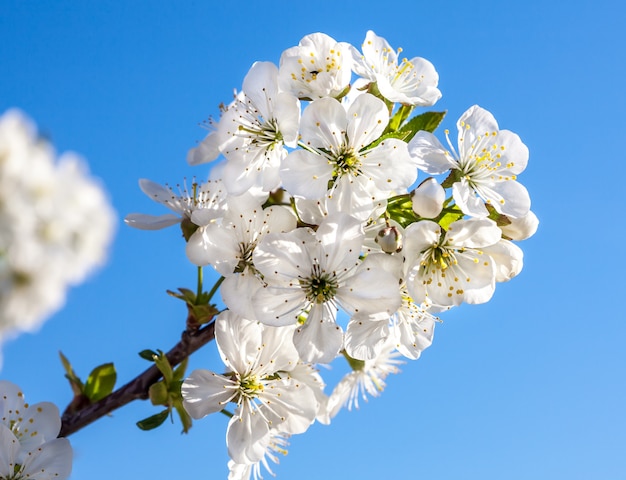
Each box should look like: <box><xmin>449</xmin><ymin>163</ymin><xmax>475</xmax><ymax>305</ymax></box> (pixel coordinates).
<box><xmin>238</xmin><ymin>374</ymin><xmax>264</xmax><ymax>399</ymax></box>
<box><xmin>301</xmin><ymin>264</ymin><xmax>338</xmax><ymax>304</ymax></box>
<box><xmin>421</xmin><ymin>244</ymin><xmax>458</xmax><ymax>272</ymax></box>
<box><xmin>238</xmin><ymin>117</ymin><xmax>283</xmax><ymax>151</ymax></box>
<box><xmin>332</xmin><ymin>147</ymin><xmax>361</xmax><ymax>178</ymax></box>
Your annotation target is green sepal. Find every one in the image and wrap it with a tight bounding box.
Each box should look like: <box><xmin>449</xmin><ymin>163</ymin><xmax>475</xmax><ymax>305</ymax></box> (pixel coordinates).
<box><xmin>334</xmin><ymin>83</ymin><xmax>352</xmax><ymax>101</ymax></box>
<box><xmin>180</xmin><ymin>217</ymin><xmax>199</xmax><ymax>242</ymax></box>
<box><xmin>136</xmin><ymin>409</ymin><xmax>170</xmax><ymax>431</ymax></box>
<box><xmin>441</xmin><ymin>169</ymin><xmax>461</xmax><ymax>189</ymax></box>
<box><xmin>166</xmin><ymin>287</ymin><xmax>219</xmax><ymax>325</ymax></box>
<box><xmin>342</xmin><ymin>350</ymin><xmax>365</xmax><ymax>371</ymax></box>
<box><xmin>486</xmin><ymin>203</ymin><xmax>512</xmax><ymax>227</ymax></box>
<box><xmin>83</xmin><ymin>363</ymin><xmax>117</xmax><ymax>402</ymax></box>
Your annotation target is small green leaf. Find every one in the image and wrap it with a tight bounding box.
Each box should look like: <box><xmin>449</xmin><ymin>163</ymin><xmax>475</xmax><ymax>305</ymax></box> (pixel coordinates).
<box><xmin>167</xmin><ymin>287</ymin><xmax>197</xmax><ymax>303</ymax></box>
<box><xmin>83</xmin><ymin>363</ymin><xmax>116</xmax><ymax>402</ymax></box>
<box><xmin>190</xmin><ymin>303</ymin><xmax>219</xmax><ymax>324</ymax></box>
<box><xmin>138</xmin><ymin>349</ymin><xmax>158</xmax><ymax>361</ymax></box>
<box><xmin>172</xmin><ymin>357</ymin><xmax>189</xmax><ymax>383</ymax></box>
<box><xmin>153</xmin><ymin>352</ymin><xmax>174</xmax><ymax>383</ymax></box>
<box><xmin>58</xmin><ymin>351</ymin><xmax>84</xmax><ymax>394</ymax></box>
<box><xmin>386</xmin><ymin>194</ymin><xmax>420</xmax><ymax>228</ymax></box>
<box><xmin>436</xmin><ymin>206</ymin><xmax>465</xmax><ymax>231</ymax></box>
<box><xmin>136</xmin><ymin>409</ymin><xmax>170</xmax><ymax>431</ymax></box>
<box><xmin>398</xmin><ymin>111</ymin><xmax>447</xmax><ymax>140</ymax></box>
<box><xmin>173</xmin><ymin>401</ymin><xmax>193</xmax><ymax>434</ymax></box>
<box><xmin>387</xmin><ymin>104</ymin><xmax>414</xmax><ymax>132</ymax></box>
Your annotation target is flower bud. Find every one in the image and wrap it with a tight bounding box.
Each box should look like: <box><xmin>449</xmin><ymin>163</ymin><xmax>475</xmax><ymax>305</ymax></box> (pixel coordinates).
<box><xmin>500</xmin><ymin>210</ymin><xmax>539</xmax><ymax>240</ymax></box>
<box><xmin>411</xmin><ymin>178</ymin><xmax>445</xmax><ymax>218</ymax></box>
<box><xmin>375</xmin><ymin>225</ymin><xmax>403</xmax><ymax>253</ymax></box>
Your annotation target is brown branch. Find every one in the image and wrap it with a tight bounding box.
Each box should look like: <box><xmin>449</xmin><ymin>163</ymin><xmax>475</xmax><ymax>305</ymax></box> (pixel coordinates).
<box><xmin>59</xmin><ymin>321</ymin><xmax>216</xmax><ymax>437</ymax></box>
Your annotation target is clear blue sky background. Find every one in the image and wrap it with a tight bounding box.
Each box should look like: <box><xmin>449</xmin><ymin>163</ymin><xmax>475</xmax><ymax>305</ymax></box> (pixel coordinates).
<box><xmin>1</xmin><ymin>0</ymin><xmax>625</xmax><ymax>478</ymax></box>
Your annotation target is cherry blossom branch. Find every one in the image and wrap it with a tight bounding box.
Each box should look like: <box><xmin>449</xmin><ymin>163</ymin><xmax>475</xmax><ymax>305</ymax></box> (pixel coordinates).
<box><xmin>59</xmin><ymin>321</ymin><xmax>216</xmax><ymax>437</ymax></box>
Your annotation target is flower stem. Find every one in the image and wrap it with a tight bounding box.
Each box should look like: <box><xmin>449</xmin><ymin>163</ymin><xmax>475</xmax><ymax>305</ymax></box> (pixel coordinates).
<box><xmin>206</xmin><ymin>276</ymin><xmax>225</xmax><ymax>303</ymax></box>
<box><xmin>196</xmin><ymin>266</ymin><xmax>203</xmax><ymax>299</ymax></box>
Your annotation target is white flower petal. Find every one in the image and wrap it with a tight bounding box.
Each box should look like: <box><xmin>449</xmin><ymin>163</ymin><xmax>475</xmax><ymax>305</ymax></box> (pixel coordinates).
<box><xmin>182</xmin><ymin>369</ymin><xmax>237</xmax><ymax>419</ymax></box>
<box><xmin>345</xmin><ymin>317</ymin><xmax>390</xmax><ymax>361</ymax></box>
<box><xmin>124</xmin><ymin>213</ymin><xmax>181</xmax><ymax>230</ymax></box>
<box><xmin>293</xmin><ymin>305</ymin><xmax>343</xmax><ymax>364</ymax></box>
<box><xmin>227</xmin><ymin>408</ymin><xmax>270</xmax><ymax>464</ymax></box>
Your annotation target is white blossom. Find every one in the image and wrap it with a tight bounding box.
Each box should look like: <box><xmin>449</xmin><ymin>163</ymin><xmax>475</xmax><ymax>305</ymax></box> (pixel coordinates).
<box><xmin>403</xmin><ymin>218</ymin><xmax>504</xmax><ymax>307</ymax></box>
<box><xmin>327</xmin><ymin>340</ymin><xmax>403</xmax><ymax>418</ymax></box>
<box><xmin>278</xmin><ymin>33</ymin><xmax>352</xmax><ymax>100</ymax></box>
<box><xmin>124</xmin><ymin>178</ymin><xmax>227</xmax><ymax>231</ymax></box>
<box><xmin>182</xmin><ymin>312</ymin><xmax>320</xmax><ymax>464</ymax></box>
<box><xmin>227</xmin><ymin>431</ymin><xmax>290</xmax><ymax>480</ymax></box>
<box><xmin>408</xmin><ymin>105</ymin><xmax>530</xmax><ymax>218</ymax></box>
<box><xmin>185</xmin><ymin>203</ymin><xmax>296</xmax><ymax>318</ymax></box>
<box><xmin>252</xmin><ymin>213</ymin><xmax>401</xmax><ymax>364</ymax></box>
<box><xmin>351</xmin><ymin>30</ymin><xmax>441</xmax><ymax>106</ymax></box>
<box><xmin>0</xmin><ymin>381</ymin><xmax>72</xmax><ymax>479</ymax></box>
<box><xmin>281</xmin><ymin>94</ymin><xmax>415</xmax><ymax>221</ymax></box>
<box><xmin>215</xmin><ymin>62</ymin><xmax>301</xmax><ymax>195</ymax></box>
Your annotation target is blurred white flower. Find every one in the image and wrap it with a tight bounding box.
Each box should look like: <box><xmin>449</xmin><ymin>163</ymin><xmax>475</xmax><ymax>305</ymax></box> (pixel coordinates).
<box><xmin>0</xmin><ymin>109</ymin><xmax>115</xmax><ymax>352</ymax></box>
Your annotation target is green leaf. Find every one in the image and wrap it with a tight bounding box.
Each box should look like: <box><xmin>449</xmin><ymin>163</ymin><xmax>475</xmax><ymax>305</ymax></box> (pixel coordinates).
<box><xmin>153</xmin><ymin>352</ymin><xmax>174</xmax><ymax>383</ymax></box>
<box><xmin>138</xmin><ymin>349</ymin><xmax>158</xmax><ymax>361</ymax></box>
<box><xmin>83</xmin><ymin>363</ymin><xmax>117</xmax><ymax>402</ymax></box>
<box><xmin>387</xmin><ymin>104</ymin><xmax>414</xmax><ymax>132</ymax></box>
<box><xmin>58</xmin><ymin>351</ymin><xmax>83</xmax><ymax>394</ymax></box>
<box><xmin>166</xmin><ymin>287</ymin><xmax>197</xmax><ymax>303</ymax></box>
<box><xmin>386</xmin><ymin>194</ymin><xmax>420</xmax><ymax>228</ymax></box>
<box><xmin>173</xmin><ymin>401</ymin><xmax>193</xmax><ymax>434</ymax></box>
<box><xmin>397</xmin><ymin>111</ymin><xmax>447</xmax><ymax>142</ymax></box>
<box><xmin>436</xmin><ymin>206</ymin><xmax>465</xmax><ymax>231</ymax></box>
<box><xmin>190</xmin><ymin>303</ymin><xmax>219</xmax><ymax>324</ymax></box>
<box><xmin>172</xmin><ymin>357</ymin><xmax>189</xmax><ymax>383</ymax></box>
<box><xmin>136</xmin><ymin>409</ymin><xmax>170</xmax><ymax>431</ymax></box>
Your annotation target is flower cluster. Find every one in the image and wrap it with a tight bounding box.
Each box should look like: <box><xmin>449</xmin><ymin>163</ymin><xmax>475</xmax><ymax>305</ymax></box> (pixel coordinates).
<box><xmin>0</xmin><ymin>381</ymin><xmax>72</xmax><ymax>479</ymax></box>
<box><xmin>127</xmin><ymin>30</ymin><xmax>537</xmax><ymax>479</ymax></box>
<box><xmin>0</xmin><ymin>110</ymin><xmax>116</xmax><ymax>362</ymax></box>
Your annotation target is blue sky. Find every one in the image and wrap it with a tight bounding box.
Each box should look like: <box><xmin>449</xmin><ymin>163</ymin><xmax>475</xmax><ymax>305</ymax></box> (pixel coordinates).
<box><xmin>1</xmin><ymin>0</ymin><xmax>625</xmax><ymax>478</ymax></box>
